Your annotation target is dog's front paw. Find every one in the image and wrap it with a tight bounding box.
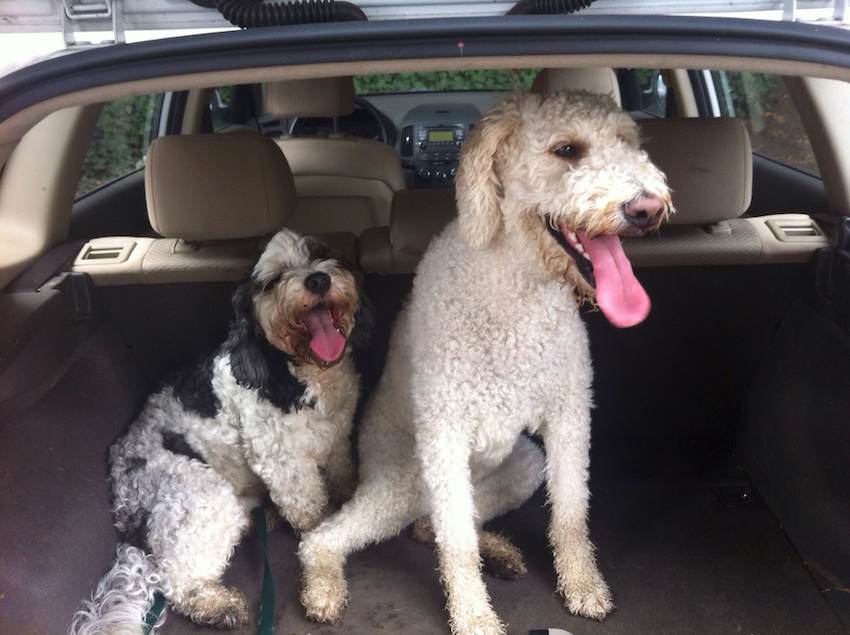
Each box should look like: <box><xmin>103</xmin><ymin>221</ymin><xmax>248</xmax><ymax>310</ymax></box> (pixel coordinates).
<box><xmin>450</xmin><ymin>607</ymin><xmax>506</xmax><ymax>635</ymax></box>
<box><xmin>300</xmin><ymin>540</ymin><xmax>348</xmax><ymax>624</ymax></box>
<box><xmin>286</xmin><ymin>505</ymin><xmax>328</xmax><ymax>533</ymax></box>
<box><xmin>479</xmin><ymin>531</ymin><xmax>526</xmax><ymax>580</ymax></box>
<box><xmin>409</xmin><ymin>516</ymin><xmax>435</xmax><ymax>545</ymax></box>
<box><xmin>300</xmin><ymin>561</ymin><xmax>348</xmax><ymax>623</ymax></box>
<box><xmin>559</xmin><ymin>572</ymin><xmax>614</xmax><ymax>621</ymax></box>
<box><xmin>180</xmin><ymin>584</ymin><xmax>250</xmax><ymax>629</ymax></box>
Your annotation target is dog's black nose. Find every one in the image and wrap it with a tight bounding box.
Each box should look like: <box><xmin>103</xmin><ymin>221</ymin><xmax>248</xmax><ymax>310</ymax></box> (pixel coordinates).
<box><xmin>304</xmin><ymin>272</ymin><xmax>331</xmax><ymax>296</ymax></box>
<box><xmin>623</xmin><ymin>195</ymin><xmax>665</xmax><ymax>229</ymax></box>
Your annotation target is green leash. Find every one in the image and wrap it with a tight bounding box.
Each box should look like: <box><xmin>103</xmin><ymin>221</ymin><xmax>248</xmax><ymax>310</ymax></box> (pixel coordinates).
<box><xmin>252</xmin><ymin>506</ymin><xmax>277</xmax><ymax>635</ymax></box>
<box><xmin>143</xmin><ymin>593</ymin><xmax>165</xmax><ymax>635</ymax></box>
<box><xmin>143</xmin><ymin>506</ymin><xmax>276</xmax><ymax>634</ymax></box>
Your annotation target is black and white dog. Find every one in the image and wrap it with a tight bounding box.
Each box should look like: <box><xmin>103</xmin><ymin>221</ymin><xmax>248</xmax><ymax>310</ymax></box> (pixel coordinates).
<box><xmin>70</xmin><ymin>229</ymin><xmax>370</xmax><ymax>633</ymax></box>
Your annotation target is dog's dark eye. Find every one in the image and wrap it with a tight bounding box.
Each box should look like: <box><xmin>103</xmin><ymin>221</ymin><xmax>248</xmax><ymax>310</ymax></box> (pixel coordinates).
<box><xmin>552</xmin><ymin>143</ymin><xmax>581</xmax><ymax>159</ymax></box>
<box><xmin>261</xmin><ymin>273</ymin><xmax>282</xmax><ymax>292</ymax></box>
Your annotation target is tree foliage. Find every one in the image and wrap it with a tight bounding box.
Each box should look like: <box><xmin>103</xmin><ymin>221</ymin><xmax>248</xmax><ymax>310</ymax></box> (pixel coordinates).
<box><xmin>77</xmin><ymin>94</ymin><xmax>159</xmax><ymax>197</ymax></box>
<box><xmin>354</xmin><ymin>69</ymin><xmax>539</xmax><ymax>94</ymax></box>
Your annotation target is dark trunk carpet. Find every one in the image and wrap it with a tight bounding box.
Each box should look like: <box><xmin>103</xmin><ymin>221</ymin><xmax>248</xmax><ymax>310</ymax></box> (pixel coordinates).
<box><xmin>162</xmin><ymin>477</ymin><xmax>844</xmax><ymax>635</ymax></box>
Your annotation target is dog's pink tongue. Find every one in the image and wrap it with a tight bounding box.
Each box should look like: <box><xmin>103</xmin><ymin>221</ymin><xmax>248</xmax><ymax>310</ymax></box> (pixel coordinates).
<box><xmin>303</xmin><ymin>307</ymin><xmax>346</xmax><ymax>363</ymax></box>
<box><xmin>577</xmin><ymin>230</ymin><xmax>650</xmax><ymax>328</ymax></box>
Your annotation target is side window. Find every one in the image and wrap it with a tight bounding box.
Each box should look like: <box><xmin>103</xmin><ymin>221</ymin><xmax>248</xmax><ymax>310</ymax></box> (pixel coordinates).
<box><xmin>619</xmin><ymin>69</ymin><xmax>670</xmax><ymax>118</ymax></box>
<box><xmin>206</xmin><ymin>85</ymin><xmax>257</xmax><ymax>132</ymax></box>
<box><xmin>77</xmin><ymin>93</ymin><xmax>162</xmax><ymax>198</ymax></box>
<box><xmin>208</xmin><ymin>86</ymin><xmax>235</xmax><ymax>131</ymax></box>
<box><xmin>635</xmin><ymin>69</ymin><xmax>668</xmax><ymax>117</ymax></box>
<box><xmin>708</xmin><ymin>71</ymin><xmax>819</xmax><ymax>176</ymax></box>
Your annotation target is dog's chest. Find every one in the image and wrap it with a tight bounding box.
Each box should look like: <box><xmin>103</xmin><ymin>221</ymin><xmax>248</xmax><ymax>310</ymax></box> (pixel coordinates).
<box><xmin>414</xmin><ymin>262</ymin><xmax>590</xmax><ymax>451</ymax></box>
<box><xmin>461</xmin><ymin>283</ymin><xmax>590</xmax><ymax>388</ymax></box>
<box><xmin>293</xmin><ymin>360</ymin><xmax>358</xmax><ymax>417</ymax></box>
<box><xmin>226</xmin><ymin>360</ymin><xmax>355</xmax><ymax>463</ymax></box>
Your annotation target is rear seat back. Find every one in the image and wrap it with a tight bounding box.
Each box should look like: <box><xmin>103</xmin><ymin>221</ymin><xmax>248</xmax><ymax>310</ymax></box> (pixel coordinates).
<box><xmin>146</xmin><ymin>133</ymin><xmax>295</xmax><ymax>241</ymax></box>
<box><xmin>360</xmin><ymin>189</ymin><xmax>455</xmax><ymax>274</ymax></box>
<box><xmin>532</xmin><ymin>67</ymin><xmax>622</xmax><ymax>106</ymax></box>
<box><xmin>74</xmin><ymin>133</ymin><xmax>356</xmax><ymax>285</ymax></box>
<box><xmin>359</xmin><ymin>117</ymin><xmax>828</xmax><ymax>273</ymax></box>
<box><xmin>642</xmin><ymin>118</ymin><xmax>752</xmax><ymax>227</ymax></box>
<box><xmin>624</xmin><ymin>117</ymin><xmax>760</xmax><ymax>266</ymax></box>
<box><xmin>263</xmin><ymin>77</ymin><xmax>406</xmax><ymax>236</ymax></box>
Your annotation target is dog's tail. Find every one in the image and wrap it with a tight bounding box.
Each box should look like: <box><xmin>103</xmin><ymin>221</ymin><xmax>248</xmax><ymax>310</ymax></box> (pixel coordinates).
<box><xmin>69</xmin><ymin>543</ymin><xmax>167</xmax><ymax>635</ymax></box>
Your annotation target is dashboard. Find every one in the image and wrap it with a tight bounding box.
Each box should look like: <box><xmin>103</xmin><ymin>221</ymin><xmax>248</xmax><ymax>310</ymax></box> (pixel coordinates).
<box><xmin>398</xmin><ymin>103</ymin><xmax>480</xmax><ymax>187</ymax></box>
<box><xmin>291</xmin><ymin>92</ymin><xmax>503</xmax><ymax>189</ymax></box>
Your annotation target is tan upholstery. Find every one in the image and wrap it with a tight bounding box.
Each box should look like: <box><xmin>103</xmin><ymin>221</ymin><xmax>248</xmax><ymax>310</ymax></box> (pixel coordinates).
<box><xmin>358</xmin><ymin>226</ymin><xmax>393</xmax><ymax>273</ymax></box>
<box><xmin>359</xmin><ymin>189</ymin><xmax>455</xmax><ymax>273</ymax></box>
<box><xmin>277</xmin><ymin>137</ymin><xmax>406</xmax><ymax>235</ymax></box>
<box><xmin>279</xmin><ymin>137</ymin><xmax>405</xmax><ymax>186</ymax></box>
<box><xmin>261</xmin><ymin>77</ymin><xmax>406</xmax><ymax>236</ymax></box>
<box><xmin>72</xmin><ymin>231</ymin><xmax>357</xmax><ymax>286</ymax></box>
<box><xmin>263</xmin><ymin>77</ymin><xmax>355</xmax><ymax>118</ymax></box>
<box><xmin>75</xmin><ymin>134</ymin><xmax>358</xmax><ymax>285</ymax></box>
<box><xmin>0</xmin><ymin>104</ymin><xmax>102</xmax><ymax>290</ymax></box>
<box><xmin>639</xmin><ymin>118</ymin><xmax>752</xmax><ymax>226</ymax></box>
<box><xmin>314</xmin><ymin>231</ymin><xmax>358</xmax><ymax>265</ymax></box>
<box><xmin>623</xmin><ymin>221</ymin><xmax>761</xmax><ymax>266</ymax></box>
<box><xmin>532</xmin><ymin>68</ymin><xmax>622</xmax><ymax>106</ymax></box>
<box><xmin>391</xmin><ymin>189</ymin><xmax>456</xmax><ymax>268</ymax></box>
<box><xmin>359</xmin><ymin>118</ymin><xmax>825</xmax><ymax>273</ymax></box>
<box><xmin>146</xmin><ymin>133</ymin><xmax>296</xmax><ymax>241</ymax></box>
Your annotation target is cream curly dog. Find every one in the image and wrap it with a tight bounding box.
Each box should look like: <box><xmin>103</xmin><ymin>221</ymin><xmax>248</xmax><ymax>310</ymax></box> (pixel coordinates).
<box><xmin>70</xmin><ymin>229</ymin><xmax>370</xmax><ymax>634</ymax></box>
<box><xmin>299</xmin><ymin>90</ymin><xmax>673</xmax><ymax>634</ymax></box>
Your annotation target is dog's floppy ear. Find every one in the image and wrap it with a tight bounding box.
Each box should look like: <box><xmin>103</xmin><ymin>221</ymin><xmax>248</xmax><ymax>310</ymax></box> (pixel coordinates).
<box><xmin>349</xmin><ymin>283</ymin><xmax>375</xmax><ymax>351</ymax></box>
<box><xmin>455</xmin><ymin>95</ymin><xmax>522</xmax><ymax>249</ymax></box>
<box><xmin>225</xmin><ymin>279</ymin><xmax>269</xmax><ymax>389</ymax></box>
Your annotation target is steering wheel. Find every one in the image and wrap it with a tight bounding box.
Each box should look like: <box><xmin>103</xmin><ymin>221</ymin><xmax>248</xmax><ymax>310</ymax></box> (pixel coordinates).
<box><xmin>288</xmin><ymin>97</ymin><xmax>395</xmax><ymax>146</ymax></box>
<box><xmin>355</xmin><ymin>97</ymin><xmax>391</xmax><ymax>145</ymax></box>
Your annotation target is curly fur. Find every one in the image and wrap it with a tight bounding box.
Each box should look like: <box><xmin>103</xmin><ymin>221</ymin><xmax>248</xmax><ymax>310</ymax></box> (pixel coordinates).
<box><xmin>70</xmin><ymin>229</ymin><xmax>368</xmax><ymax>634</ymax></box>
<box><xmin>69</xmin><ymin>545</ymin><xmax>167</xmax><ymax>635</ymax></box>
<box><xmin>299</xmin><ymin>91</ymin><xmax>672</xmax><ymax>635</ymax></box>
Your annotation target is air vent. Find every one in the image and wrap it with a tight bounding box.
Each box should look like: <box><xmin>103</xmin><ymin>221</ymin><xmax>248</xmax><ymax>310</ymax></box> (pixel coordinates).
<box><xmin>766</xmin><ymin>217</ymin><xmax>824</xmax><ymax>243</ymax></box>
<box><xmin>400</xmin><ymin>125</ymin><xmax>414</xmax><ymax>157</ymax></box>
<box><xmin>81</xmin><ymin>246</ymin><xmax>123</xmax><ymax>260</ymax></box>
<box><xmin>75</xmin><ymin>239</ymin><xmax>136</xmax><ymax>265</ymax></box>
<box><xmin>257</xmin><ymin>115</ymin><xmax>284</xmax><ymax>138</ymax></box>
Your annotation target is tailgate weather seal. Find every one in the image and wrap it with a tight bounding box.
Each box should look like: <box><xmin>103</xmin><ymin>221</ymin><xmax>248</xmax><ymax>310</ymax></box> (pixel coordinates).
<box><xmin>1</xmin><ymin>15</ymin><xmax>850</xmax><ymax>123</ymax></box>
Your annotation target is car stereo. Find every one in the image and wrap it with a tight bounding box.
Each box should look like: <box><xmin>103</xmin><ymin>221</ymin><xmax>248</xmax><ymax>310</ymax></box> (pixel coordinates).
<box><xmin>399</xmin><ymin>104</ymin><xmax>480</xmax><ymax>187</ymax></box>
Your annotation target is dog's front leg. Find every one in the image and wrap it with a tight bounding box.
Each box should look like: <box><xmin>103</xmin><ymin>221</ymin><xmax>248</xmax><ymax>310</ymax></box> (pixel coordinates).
<box><xmin>417</xmin><ymin>425</ymin><xmax>506</xmax><ymax>635</ymax></box>
<box><xmin>248</xmin><ymin>448</ymin><xmax>329</xmax><ymax>532</ymax></box>
<box><xmin>542</xmin><ymin>396</ymin><xmax>614</xmax><ymax>621</ymax></box>
<box><xmin>324</xmin><ymin>433</ymin><xmax>356</xmax><ymax>505</ymax></box>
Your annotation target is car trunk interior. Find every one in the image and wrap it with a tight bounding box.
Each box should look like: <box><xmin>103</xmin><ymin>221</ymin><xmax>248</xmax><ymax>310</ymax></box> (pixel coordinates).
<box><xmin>2</xmin><ymin>253</ymin><xmax>849</xmax><ymax>634</ymax></box>
<box><xmin>2</xmin><ymin>24</ymin><xmax>850</xmax><ymax>631</ymax></box>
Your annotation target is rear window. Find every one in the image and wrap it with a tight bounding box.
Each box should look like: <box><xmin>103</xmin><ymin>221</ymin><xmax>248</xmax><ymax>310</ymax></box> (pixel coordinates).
<box><xmin>354</xmin><ymin>70</ymin><xmax>538</xmax><ymax>94</ymax></box>
<box><xmin>708</xmin><ymin>71</ymin><xmax>819</xmax><ymax>176</ymax></box>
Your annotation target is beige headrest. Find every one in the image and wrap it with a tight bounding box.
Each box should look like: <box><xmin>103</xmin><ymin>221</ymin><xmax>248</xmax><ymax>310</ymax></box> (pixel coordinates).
<box><xmin>262</xmin><ymin>77</ymin><xmax>355</xmax><ymax>119</ymax></box>
<box><xmin>391</xmin><ymin>189</ymin><xmax>456</xmax><ymax>261</ymax></box>
<box><xmin>532</xmin><ymin>68</ymin><xmax>622</xmax><ymax>107</ymax></box>
<box><xmin>639</xmin><ymin>118</ymin><xmax>752</xmax><ymax>225</ymax></box>
<box><xmin>145</xmin><ymin>134</ymin><xmax>296</xmax><ymax>241</ymax></box>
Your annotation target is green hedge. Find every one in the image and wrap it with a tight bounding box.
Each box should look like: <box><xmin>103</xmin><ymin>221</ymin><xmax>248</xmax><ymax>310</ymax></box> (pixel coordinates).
<box><xmin>77</xmin><ymin>94</ymin><xmax>159</xmax><ymax>197</ymax></box>
<box><xmin>354</xmin><ymin>69</ymin><xmax>538</xmax><ymax>94</ymax></box>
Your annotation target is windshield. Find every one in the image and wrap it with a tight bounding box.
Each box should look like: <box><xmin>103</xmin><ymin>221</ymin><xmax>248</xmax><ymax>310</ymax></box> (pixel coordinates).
<box><xmin>354</xmin><ymin>70</ymin><xmax>539</xmax><ymax>95</ymax></box>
